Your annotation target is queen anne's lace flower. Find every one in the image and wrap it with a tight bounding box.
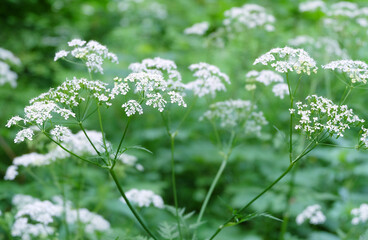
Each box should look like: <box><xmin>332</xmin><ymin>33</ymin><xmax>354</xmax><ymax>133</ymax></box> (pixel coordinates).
<box><xmin>50</xmin><ymin>125</ymin><xmax>72</xmax><ymax>142</ymax></box>
<box><xmin>129</xmin><ymin>57</ymin><xmax>183</xmax><ymax>91</ymax></box>
<box><xmin>120</xmin><ymin>189</ymin><xmax>164</xmax><ymax>208</ymax></box>
<box><xmin>54</xmin><ymin>39</ymin><xmax>118</xmax><ymax>74</ymax></box>
<box><xmin>223</xmin><ymin>4</ymin><xmax>275</xmax><ymax>32</ymax></box>
<box><xmin>293</xmin><ymin>95</ymin><xmax>364</xmax><ymax>139</ymax></box>
<box><xmin>14</xmin><ymin>128</ymin><xmax>34</xmax><ymax>143</ymax></box>
<box><xmin>186</xmin><ymin>62</ymin><xmax>230</xmax><ymax>98</ymax></box>
<box><xmin>323</xmin><ymin>60</ymin><xmax>368</xmax><ymax>84</ymax></box>
<box><xmin>201</xmin><ymin>99</ymin><xmax>268</xmax><ymax>136</ymax></box>
<box><xmin>296</xmin><ymin>204</ymin><xmax>326</xmax><ymax>225</ymax></box>
<box><xmin>254</xmin><ymin>47</ymin><xmax>318</xmax><ymax>75</ymax></box>
<box><xmin>351</xmin><ymin>203</ymin><xmax>368</xmax><ymax>225</ymax></box>
<box><xmin>184</xmin><ymin>22</ymin><xmax>210</xmax><ymax>35</ymax></box>
<box><xmin>122</xmin><ymin>100</ymin><xmax>144</xmax><ymax>116</ymax></box>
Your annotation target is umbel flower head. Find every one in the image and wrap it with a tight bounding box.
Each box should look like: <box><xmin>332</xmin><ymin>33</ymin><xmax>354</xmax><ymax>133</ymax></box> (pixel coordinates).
<box><xmin>292</xmin><ymin>95</ymin><xmax>364</xmax><ymax>139</ymax></box>
<box><xmin>323</xmin><ymin>60</ymin><xmax>368</xmax><ymax>84</ymax></box>
<box><xmin>128</xmin><ymin>57</ymin><xmax>183</xmax><ymax>91</ymax></box>
<box><xmin>201</xmin><ymin>99</ymin><xmax>268</xmax><ymax>136</ymax></box>
<box><xmin>254</xmin><ymin>46</ymin><xmax>318</xmax><ymax>75</ymax></box>
<box><xmin>54</xmin><ymin>39</ymin><xmax>119</xmax><ymax>74</ymax></box>
<box><xmin>6</xmin><ymin>71</ymin><xmax>187</xmax><ymax>144</ymax></box>
<box><xmin>186</xmin><ymin>62</ymin><xmax>230</xmax><ymax>98</ymax></box>
<box><xmin>223</xmin><ymin>4</ymin><xmax>275</xmax><ymax>32</ymax></box>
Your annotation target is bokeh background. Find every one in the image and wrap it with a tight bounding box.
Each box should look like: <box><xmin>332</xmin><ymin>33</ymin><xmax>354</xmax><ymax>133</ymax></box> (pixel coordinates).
<box><xmin>1</xmin><ymin>0</ymin><xmax>368</xmax><ymax>239</ymax></box>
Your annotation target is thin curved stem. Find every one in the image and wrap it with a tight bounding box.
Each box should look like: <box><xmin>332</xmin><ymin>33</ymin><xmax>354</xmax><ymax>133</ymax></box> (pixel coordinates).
<box><xmin>43</xmin><ymin>132</ymin><xmax>101</xmax><ymax>167</ymax></box>
<box><xmin>170</xmin><ymin>134</ymin><xmax>183</xmax><ymax>240</ymax></box>
<box><xmin>97</xmin><ymin>104</ymin><xmax>109</xmax><ymax>154</ymax></box>
<box><xmin>208</xmin><ymin>140</ymin><xmax>317</xmax><ymax>240</ymax></box>
<box><xmin>78</xmin><ymin>122</ymin><xmax>101</xmax><ymax>156</ymax></box>
<box><xmin>113</xmin><ymin>118</ymin><xmax>131</xmax><ymax>163</ymax></box>
<box><xmin>176</xmin><ymin>96</ymin><xmax>198</xmax><ymax>131</ymax></box>
<box><xmin>160</xmin><ymin>111</ymin><xmax>183</xmax><ymax>240</ymax></box>
<box><xmin>279</xmin><ymin>163</ymin><xmax>298</xmax><ymax>240</ymax></box>
<box><xmin>197</xmin><ymin>155</ymin><xmax>228</xmax><ymax>225</ymax></box>
<box><xmin>109</xmin><ymin>169</ymin><xmax>158</xmax><ymax>240</ymax></box>
<box><xmin>286</xmin><ymin>73</ymin><xmax>294</xmax><ymax>163</ymax></box>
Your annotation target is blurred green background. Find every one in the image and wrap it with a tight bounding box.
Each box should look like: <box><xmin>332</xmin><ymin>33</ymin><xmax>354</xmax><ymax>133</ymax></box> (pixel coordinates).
<box><xmin>1</xmin><ymin>0</ymin><xmax>368</xmax><ymax>239</ymax></box>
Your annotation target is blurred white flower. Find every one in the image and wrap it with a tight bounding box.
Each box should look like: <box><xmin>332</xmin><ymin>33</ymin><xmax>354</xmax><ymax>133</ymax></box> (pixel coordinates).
<box><xmin>323</xmin><ymin>60</ymin><xmax>368</xmax><ymax>84</ymax></box>
<box><xmin>184</xmin><ymin>22</ymin><xmax>210</xmax><ymax>35</ymax></box>
<box><xmin>120</xmin><ymin>189</ymin><xmax>164</xmax><ymax>208</ymax></box>
<box><xmin>272</xmin><ymin>83</ymin><xmax>289</xmax><ymax>99</ymax></box>
<box><xmin>351</xmin><ymin>203</ymin><xmax>368</xmax><ymax>225</ymax></box>
<box><xmin>296</xmin><ymin>204</ymin><xmax>326</xmax><ymax>225</ymax></box>
<box><xmin>186</xmin><ymin>62</ymin><xmax>230</xmax><ymax>98</ymax></box>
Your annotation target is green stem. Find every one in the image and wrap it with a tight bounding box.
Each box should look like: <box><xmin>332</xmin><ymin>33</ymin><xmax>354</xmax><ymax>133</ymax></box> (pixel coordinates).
<box><xmin>97</xmin><ymin>104</ymin><xmax>109</xmax><ymax>154</ymax></box>
<box><xmin>170</xmin><ymin>134</ymin><xmax>183</xmax><ymax>240</ymax></box>
<box><xmin>109</xmin><ymin>169</ymin><xmax>158</xmax><ymax>240</ymax></box>
<box><xmin>43</xmin><ymin>132</ymin><xmax>101</xmax><ymax>167</ymax></box>
<box><xmin>286</xmin><ymin>73</ymin><xmax>293</xmax><ymax>163</ymax></box>
<box><xmin>78</xmin><ymin>122</ymin><xmax>101</xmax><ymax>156</ymax></box>
<box><xmin>176</xmin><ymin>96</ymin><xmax>198</xmax><ymax>131</ymax></box>
<box><xmin>279</xmin><ymin>163</ymin><xmax>298</xmax><ymax>240</ymax></box>
<box><xmin>208</xmin><ymin>140</ymin><xmax>317</xmax><ymax>240</ymax></box>
<box><xmin>340</xmin><ymin>85</ymin><xmax>353</xmax><ymax>105</ymax></box>
<box><xmin>197</xmin><ymin>155</ymin><xmax>228</xmax><ymax>225</ymax></box>
<box><xmin>113</xmin><ymin>118</ymin><xmax>131</xmax><ymax>163</ymax></box>
<box><xmin>160</xmin><ymin>112</ymin><xmax>183</xmax><ymax>239</ymax></box>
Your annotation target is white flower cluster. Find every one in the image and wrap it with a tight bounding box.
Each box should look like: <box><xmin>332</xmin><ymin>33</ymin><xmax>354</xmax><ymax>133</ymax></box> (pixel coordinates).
<box><xmin>54</xmin><ymin>39</ymin><xmax>118</xmax><ymax>74</ymax></box>
<box><xmin>245</xmin><ymin>70</ymin><xmax>288</xmax><ymax>99</ymax></box>
<box><xmin>129</xmin><ymin>57</ymin><xmax>183</xmax><ymax>91</ymax></box>
<box><xmin>299</xmin><ymin>0</ymin><xmax>326</xmax><ymax>13</ymax></box>
<box><xmin>4</xmin><ymin>130</ymin><xmax>106</xmax><ymax>180</ymax></box>
<box><xmin>254</xmin><ymin>47</ymin><xmax>318</xmax><ymax>75</ymax></box>
<box><xmin>116</xmin><ymin>0</ymin><xmax>167</xmax><ymax>20</ymax></box>
<box><xmin>120</xmin><ymin>189</ymin><xmax>164</xmax><ymax>208</ymax></box>
<box><xmin>293</xmin><ymin>95</ymin><xmax>364</xmax><ymax>138</ymax></box>
<box><xmin>300</xmin><ymin>1</ymin><xmax>368</xmax><ymax>32</ymax></box>
<box><xmin>359</xmin><ymin>127</ymin><xmax>368</xmax><ymax>149</ymax></box>
<box><xmin>118</xmin><ymin>153</ymin><xmax>144</xmax><ymax>171</ymax></box>
<box><xmin>0</xmin><ymin>47</ymin><xmax>21</xmax><ymax>88</ymax></box>
<box><xmin>223</xmin><ymin>4</ymin><xmax>275</xmax><ymax>32</ymax></box>
<box><xmin>323</xmin><ymin>60</ymin><xmax>368</xmax><ymax>84</ymax></box>
<box><xmin>296</xmin><ymin>204</ymin><xmax>326</xmax><ymax>225</ymax></box>
<box><xmin>288</xmin><ymin>35</ymin><xmax>349</xmax><ymax>60</ymax></box>
<box><xmin>201</xmin><ymin>99</ymin><xmax>268</xmax><ymax>136</ymax></box>
<box><xmin>186</xmin><ymin>62</ymin><xmax>230</xmax><ymax>98</ymax></box>
<box><xmin>351</xmin><ymin>203</ymin><xmax>368</xmax><ymax>225</ymax></box>
<box><xmin>184</xmin><ymin>22</ymin><xmax>210</xmax><ymax>35</ymax></box>
<box><xmin>11</xmin><ymin>194</ymin><xmax>110</xmax><ymax>240</ymax></box>
<box><xmin>123</xmin><ymin>72</ymin><xmax>186</xmax><ymax>114</ymax></box>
